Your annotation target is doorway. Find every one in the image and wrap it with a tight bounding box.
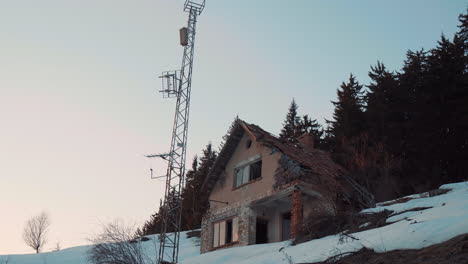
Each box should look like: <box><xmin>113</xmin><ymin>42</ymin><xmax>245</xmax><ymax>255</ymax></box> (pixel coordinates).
<box><xmin>256</xmin><ymin>218</ymin><xmax>268</xmax><ymax>244</ymax></box>
<box><xmin>281</xmin><ymin>212</ymin><xmax>291</xmax><ymax>241</ymax></box>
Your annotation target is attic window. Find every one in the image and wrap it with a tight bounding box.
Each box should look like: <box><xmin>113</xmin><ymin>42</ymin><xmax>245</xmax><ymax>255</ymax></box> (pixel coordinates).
<box><xmin>246</xmin><ymin>139</ymin><xmax>252</xmax><ymax>149</ymax></box>
<box><xmin>234</xmin><ymin>160</ymin><xmax>262</xmax><ymax>188</ymax></box>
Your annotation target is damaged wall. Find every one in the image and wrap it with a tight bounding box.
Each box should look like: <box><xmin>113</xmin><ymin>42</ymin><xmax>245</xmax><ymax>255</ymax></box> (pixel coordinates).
<box><xmin>209</xmin><ymin>134</ymin><xmax>282</xmax><ymax>211</ymax></box>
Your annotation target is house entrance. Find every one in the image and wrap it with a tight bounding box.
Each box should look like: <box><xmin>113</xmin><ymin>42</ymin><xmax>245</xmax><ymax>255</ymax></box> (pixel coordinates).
<box><xmin>256</xmin><ymin>218</ymin><xmax>268</xmax><ymax>244</ymax></box>
<box><xmin>281</xmin><ymin>212</ymin><xmax>291</xmax><ymax>241</ymax></box>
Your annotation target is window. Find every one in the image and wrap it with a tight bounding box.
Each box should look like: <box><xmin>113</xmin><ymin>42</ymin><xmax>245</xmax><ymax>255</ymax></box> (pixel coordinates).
<box><xmin>246</xmin><ymin>139</ymin><xmax>252</xmax><ymax>149</ymax></box>
<box><xmin>234</xmin><ymin>160</ymin><xmax>262</xmax><ymax>188</ymax></box>
<box><xmin>213</xmin><ymin>217</ymin><xmax>239</xmax><ymax>248</ymax></box>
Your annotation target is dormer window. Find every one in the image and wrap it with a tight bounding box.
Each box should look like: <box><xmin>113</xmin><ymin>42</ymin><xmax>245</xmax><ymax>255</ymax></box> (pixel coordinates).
<box><xmin>234</xmin><ymin>159</ymin><xmax>262</xmax><ymax>188</ymax></box>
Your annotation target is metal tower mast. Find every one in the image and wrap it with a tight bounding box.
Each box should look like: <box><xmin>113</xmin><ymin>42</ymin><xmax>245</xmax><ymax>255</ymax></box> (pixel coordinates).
<box><xmin>146</xmin><ymin>1</ymin><xmax>205</xmax><ymax>263</ymax></box>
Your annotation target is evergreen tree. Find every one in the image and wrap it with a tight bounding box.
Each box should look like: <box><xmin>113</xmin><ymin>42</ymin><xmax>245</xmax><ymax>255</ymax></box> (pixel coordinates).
<box><xmin>299</xmin><ymin>114</ymin><xmax>324</xmax><ymax>147</ymax></box>
<box><xmin>392</xmin><ymin>10</ymin><xmax>468</xmax><ymax>189</ymax></box>
<box><xmin>455</xmin><ymin>9</ymin><xmax>468</xmax><ymax>180</ymax></box>
<box><xmin>320</xmin><ymin>123</ymin><xmax>335</xmax><ymax>151</ymax></box>
<box><xmin>138</xmin><ymin>144</ymin><xmax>217</xmax><ymax>235</ymax></box>
<box><xmin>457</xmin><ymin>9</ymin><xmax>468</xmax><ymax>49</ymax></box>
<box><xmin>137</xmin><ymin>8</ymin><xmax>468</xmax><ymax>229</ymax></box>
<box><xmin>365</xmin><ymin>61</ymin><xmax>400</xmax><ymax>145</ymax></box>
<box><xmin>280</xmin><ymin>99</ymin><xmax>302</xmax><ymax>143</ymax></box>
<box><xmin>181</xmin><ymin>143</ymin><xmax>217</xmax><ymax>230</ymax></box>
<box><xmin>184</xmin><ymin>156</ymin><xmax>198</xmax><ymax>192</ymax></box>
<box><xmin>422</xmin><ymin>29</ymin><xmax>468</xmax><ymax>184</ymax></box>
<box><xmin>138</xmin><ymin>199</ymin><xmax>164</xmax><ymax>235</ymax></box>
<box><xmin>219</xmin><ymin>116</ymin><xmax>240</xmax><ymax>151</ymax></box>
<box><xmin>280</xmin><ymin>100</ymin><xmax>324</xmax><ymax>147</ymax></box>
<box><xmin>398</xmin><ymin>49</ymin><xmax>429</xmax><ymax>185</ymax></box>
<box><xmin>329</xmin><ymin>74</ymin><xmax>365</xmax><ymax>144</ymax></box>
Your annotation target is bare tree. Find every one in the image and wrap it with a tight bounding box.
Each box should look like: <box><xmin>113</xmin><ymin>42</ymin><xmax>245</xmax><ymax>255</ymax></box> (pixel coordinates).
<box><xmin>51</xmin><ymin>241</ymin><xmax>61</xmax><ymax>251</ymax></box>
<box><xmin>87</xmin><ymin>221</ymin><xmax>155</xmax><ymax>264</ymax></box>
<box><xmin>0</xmin><ymin>256</ymin><xmax>10</xmax><ymax>264</ymax></box>
<box><xmin>22</xmin><ymin>212</ymin><xmax>50</xmax><ymax>253</ymax></box>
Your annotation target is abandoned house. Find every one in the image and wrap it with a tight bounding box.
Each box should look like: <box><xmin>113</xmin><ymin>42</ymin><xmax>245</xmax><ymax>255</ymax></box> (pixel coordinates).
<box><xmin>199</xmin><ymin>119</ymin><xmax>374</xmax><ymax>253</ymax></box>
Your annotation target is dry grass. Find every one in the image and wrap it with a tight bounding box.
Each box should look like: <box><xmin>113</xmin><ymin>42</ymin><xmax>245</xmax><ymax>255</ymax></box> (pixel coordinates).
<box><xmin>294</xmin><ymin>210</ymin><xmax>393</xmax><ymax>245</ymax></box>
<box><xmin>304</xmin><ymin>234</ymin><xmax>468</xmax><ymax>264</ymax></box>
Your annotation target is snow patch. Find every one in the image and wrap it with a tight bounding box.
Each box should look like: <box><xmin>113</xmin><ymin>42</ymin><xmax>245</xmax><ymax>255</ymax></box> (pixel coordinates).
<box><xmin>2</xmin><ymin>181</ymin><xmax>468</xmax><ymax>264</ymax></box>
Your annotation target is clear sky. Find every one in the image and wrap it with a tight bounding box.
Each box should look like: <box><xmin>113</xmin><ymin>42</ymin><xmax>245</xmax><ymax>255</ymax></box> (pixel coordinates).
<box><xmin>0</xmin><ymin>0</ymin><xmax>465</xmax><ymax>254</ymax></box>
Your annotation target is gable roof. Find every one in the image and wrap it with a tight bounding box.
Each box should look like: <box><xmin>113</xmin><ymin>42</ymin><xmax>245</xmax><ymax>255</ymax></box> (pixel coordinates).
<box><xmin>201</xmin><ymin>119</ymin><xmax>376</xmax><ymax>208</ymax></box>
<box><xmin>200</xmin><ymin>119</ymin><xmax>246</xmax><ymax>193</ymax></box>
<box><xmin>246</xmin><ymin>122</ymin><xmax>345</xmax><ymax>183</ymax></box>
<box><xmin>201</xmin><ymin>119</ymin><xmax>345</xmax><ymax>195</ymax></box>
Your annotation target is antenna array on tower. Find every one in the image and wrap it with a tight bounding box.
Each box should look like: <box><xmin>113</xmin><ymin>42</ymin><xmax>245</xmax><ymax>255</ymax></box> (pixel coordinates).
<box><xmin>147</xmin><ymin>1</ymin><xmax>206</xmax><ymax>264</ymax></box>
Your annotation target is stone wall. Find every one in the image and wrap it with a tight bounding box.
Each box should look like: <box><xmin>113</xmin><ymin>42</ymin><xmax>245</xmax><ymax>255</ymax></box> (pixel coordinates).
<box><xmin>303</xmin><ymin>196</ymin><xmax>336</xmax><ymax>219</ymax></box>
<box><xmin>200</xmin><ymin>204</ymin><xmax>257</xmax><ymax>253</ymax></box>
<box><xmin>200</xmin><ymin>182</ymin><xmax>338</xmax><ymax>253</ymax></box>
<box><xmin>200</xmin><ymin>214</ymin><xmax>212</xmax><ymax>253</ymax></box>
<box><xmin>200</xmin><ymin>184</ymin><xmax>295</xmax><ymax>253</ymax></box>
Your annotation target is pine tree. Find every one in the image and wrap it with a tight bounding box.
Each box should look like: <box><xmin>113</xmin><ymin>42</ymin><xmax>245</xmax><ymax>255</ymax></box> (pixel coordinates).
<box><xmin>139</xmin><ymin>199</ymin><xmax>163</xmax><ymax>235</ymax></box>
<box><xmin>457</xmin><ymin>9</ymin><xmax>468</xmax><ymax>47</ymax></box>
<box><xmin>184</xmin><ymin>156</ymin><xmax>198</xmax><ymax>194</ymax></box>
<box><xmin>422</xmin><ymin>29</ymin><xmax>468</xmax><ymax>184</ymax></box>
<box><xmin>280</xmin><ymin>99</ymin><xmax>302</xmax><ymax>143</ymax></box>
<box><xmin>138</xmin><ymin>143</ymin><xmax>217</xmax><ymax>235</ymax></box>
<box><xmin>455</xmin><ymin>9</ymin><xmax>468</xmax><ymax>181</ymax></box>
<box><xmin>398</xmin><ymin>49</ymin><xmax>429</xmax><ymax>185</ymax></box>
<box><xmin>299</xmin><ymin>114</ymin><xmax>324</xmax><ymax>147</ymax></box>
<box><xmin>394</xmin><ymin>10</ymin><xmax>468</xmax><ymax>188</ymax></box>
<box><xmin>219</xmin><ymin>116</ymin><xmax>240</xmax><ymax>151</ymax></box>
<box><xmin>330</xmin><ymin>74</ymin><xmax>365</xmax><ymax>143</ymax></box>
<box><xmin>365</xmin><ymin>61</ymin><xmax>399</xmax><ymax>144</ymax></box>
<box><xmin>181</xmin><ymin>143</ymin><xmax>217</xmax><ymax>230</ymax></box>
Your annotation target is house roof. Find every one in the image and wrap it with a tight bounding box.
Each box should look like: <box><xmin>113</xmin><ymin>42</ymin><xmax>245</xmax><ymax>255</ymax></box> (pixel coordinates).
<box><xmin>200</xmin><ymin>119</ymin><xmax>246</xmax><ymax>193</ymax></box>
<box><xmin>201</xmin><ymin>119</ymin><xmax>346</xmax><ymax>197</ymax></box>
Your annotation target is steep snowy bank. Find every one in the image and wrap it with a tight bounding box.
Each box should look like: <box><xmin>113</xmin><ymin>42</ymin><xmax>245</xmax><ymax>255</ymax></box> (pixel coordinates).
<box><xmin>2</xmin><ymin>181</ymin><xmax>467</xmax><ymax>264</ymax></box>
<box><xmin>184</xmin><ymin>181</ymin><xmax>468</xmax><ymax>264</ymax></box>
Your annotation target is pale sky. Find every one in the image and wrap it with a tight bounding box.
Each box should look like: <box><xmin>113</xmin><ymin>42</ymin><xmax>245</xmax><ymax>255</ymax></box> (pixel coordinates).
<box><xmin>0</xmin><ymin>0</ymin><xmax>465</xmax><ymax>254</ymax></box>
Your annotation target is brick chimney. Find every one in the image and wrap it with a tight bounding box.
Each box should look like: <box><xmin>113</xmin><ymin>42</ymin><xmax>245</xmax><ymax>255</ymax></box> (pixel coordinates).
<box><xmin>298</xmin><ymin>133</ymin><xmax>314</xmax><ymax>149</ymax></box>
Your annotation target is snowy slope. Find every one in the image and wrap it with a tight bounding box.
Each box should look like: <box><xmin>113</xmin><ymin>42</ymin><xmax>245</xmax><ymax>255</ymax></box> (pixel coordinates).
<box><xmin>0</xmin><ymin>231</ymin><xmax>200</xmax><ymax>264</ymax></box>
<box><xmin>185</xmin><ymin>181</ymin><xmax>468</xmax><ymax>264</ymax></box>
<box><xmin>2</xmin><ymin>181</ymin><xmax>468</xmax><ymax>264</ymax></box>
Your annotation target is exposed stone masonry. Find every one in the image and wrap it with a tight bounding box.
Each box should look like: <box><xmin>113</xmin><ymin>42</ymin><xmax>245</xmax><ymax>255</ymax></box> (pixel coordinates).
<box><xmin>291</xmin><ymin>189</ymin><xmax>303</xmax><ymax>238</ymax></box>
<box><xmin>200</xmin><ymin>205</ymin><xmax>257</xmax><ymax>253</ymax></box>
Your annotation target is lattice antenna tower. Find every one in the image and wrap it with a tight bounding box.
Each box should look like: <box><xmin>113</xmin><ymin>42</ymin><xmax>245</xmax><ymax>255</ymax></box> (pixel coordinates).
<box><xmin>146</xmin><ymin>1</ymin><xmax>206</xmax><ymax>264</ymax></box>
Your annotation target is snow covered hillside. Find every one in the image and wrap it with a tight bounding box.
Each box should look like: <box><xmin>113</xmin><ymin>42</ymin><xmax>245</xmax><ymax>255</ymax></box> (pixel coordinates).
<box><xmin>0</xmin><ymin>232</ymin><xmax>200</xmax><ymax>264</ymax></box>
<box><xmin>2</xmin><ymin>181</ymin><xmax>467</xmax><ymax>264</ymax></box>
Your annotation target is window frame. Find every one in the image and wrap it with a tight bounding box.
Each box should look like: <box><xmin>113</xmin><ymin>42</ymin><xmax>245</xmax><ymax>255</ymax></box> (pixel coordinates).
<box><xmin>212</xmin><ymin>216</ymin><xmax>239</xmax><ymax>248</ymax></box>
<box><xmin>233</xmin><ymin>159</ymin><xmax>262</xmax><ymax>189</ymax></box>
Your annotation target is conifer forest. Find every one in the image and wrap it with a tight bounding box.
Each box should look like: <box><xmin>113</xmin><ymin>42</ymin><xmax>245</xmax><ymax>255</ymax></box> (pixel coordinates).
<box><xmin>137</xmin><ymin>10</ymin><xmax>468</xmax><ymax>236</ymax></box>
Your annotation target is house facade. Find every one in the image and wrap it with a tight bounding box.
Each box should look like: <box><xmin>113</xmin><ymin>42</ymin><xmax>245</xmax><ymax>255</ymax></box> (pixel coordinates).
<box><xmin>199</xmin><ymin>120</ymin><xmax>374</xmax><ymax>253</ymax></box>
